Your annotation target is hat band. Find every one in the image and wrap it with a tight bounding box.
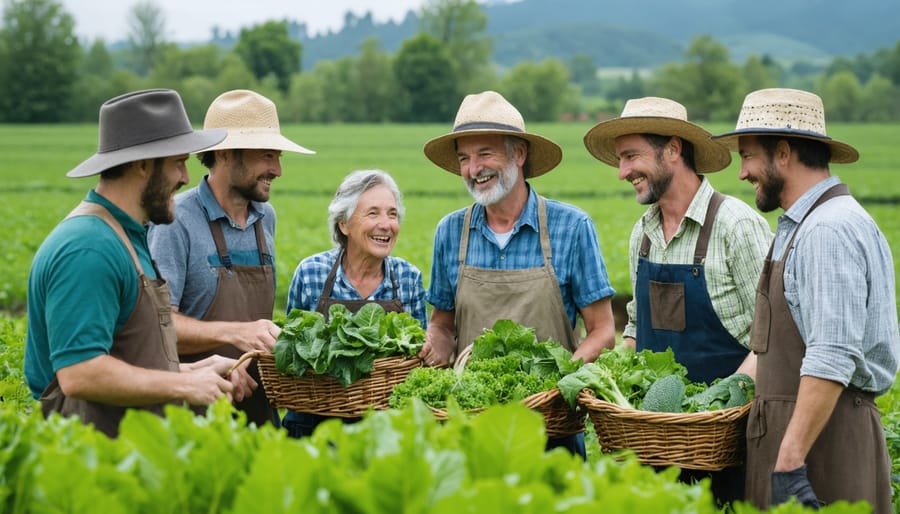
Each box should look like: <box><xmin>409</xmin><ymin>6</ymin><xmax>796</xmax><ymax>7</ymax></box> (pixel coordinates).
<box><xmin>729</xmin><ymin>127</ymin><xmax>833</xmax><ymax>141</ymax></box>
<box><xmin>453</xmin><ymin>121</ymin><xmax>524</xmax><ymax>133</ymax></box>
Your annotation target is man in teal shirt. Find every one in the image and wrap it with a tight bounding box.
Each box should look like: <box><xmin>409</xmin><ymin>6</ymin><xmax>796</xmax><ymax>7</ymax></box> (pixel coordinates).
<box><xmin>25</xmin><ymin>89</ymin><xmax>255</xmax><ymax>437</ymax></box>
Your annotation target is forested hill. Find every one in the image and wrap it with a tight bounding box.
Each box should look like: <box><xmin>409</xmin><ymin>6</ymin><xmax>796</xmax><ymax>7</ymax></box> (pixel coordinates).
<box><xmin>277</xmin><ymin>0</ymin><xmax>899</xmax><ymax>69</ymax></box>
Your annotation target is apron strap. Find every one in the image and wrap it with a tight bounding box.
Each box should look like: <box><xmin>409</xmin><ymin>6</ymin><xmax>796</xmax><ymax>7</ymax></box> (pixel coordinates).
<box><xmin>459</xmin><ymin>205</ymin><xmax>474</xmax><ymax>268</ymax></box>
<box><xmin>208</xmin><ymin>219</ymin><xmax>233</xmax><ymax>269</ymax></box>
<box><xmin>766</xmin><ymin>183</ymin><xmax>850</xmax><ymax>261</ymax></box>
<box><xmin>208</xmin><ymin>218</ymin><xmax>270</xmax><ymax>270</ymax></box>
<box><xmin>66</xmin><ymin>202</ymin><xmax>145</xmax><ymax>277</ymax></box>
<box><xmin>693</xmin><ymin>191</ymin><xmax>725</xmax><ymax>265</ymax></box>
<box><xmin>536</xmin><ymin>195</ymin><xmax>553</xmax><ymax>268</ymax></box>
<box><xmin>252</xmin><ymin>220</ymin><xmax>271</xmax><ymax>265</ymax></box>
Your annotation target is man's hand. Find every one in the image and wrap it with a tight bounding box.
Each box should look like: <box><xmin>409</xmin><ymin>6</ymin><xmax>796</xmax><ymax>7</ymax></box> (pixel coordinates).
<box><xmin>771</xmin><ymin>465</ymin><xmax>821</xmax><ymax>509</ymax></box>
<box><xmin>182</xmin><ymin>354</ymin><xmax>258</xmax><ymax>402</ymax></box>
<box><xmin>180</xmin><ymin>366</ymin><xmax>235</xmax><ymax>405</ymax></box>
<box><xmin>229</xmin><ymin>319</ymin><xmax>281</xmax><ymax>353</ymax></box>
<box><xmin>418</xmin><ymin>309</ymin><xmax>456</xmax><ymax>367</ymax></box>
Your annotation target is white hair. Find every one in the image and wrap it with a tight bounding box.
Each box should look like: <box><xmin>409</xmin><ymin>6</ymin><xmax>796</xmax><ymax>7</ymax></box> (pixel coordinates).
<box><xmin>328</xmin><ymin>169</ymin><xmax>405</xmax><ymax>248</ymax></box>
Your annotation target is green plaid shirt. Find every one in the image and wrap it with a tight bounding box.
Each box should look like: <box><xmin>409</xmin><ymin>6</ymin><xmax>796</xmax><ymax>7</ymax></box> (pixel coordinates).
<box><xmin>623</xmin><ymin>178</ymin><xmax>772</xmax><ymax>348</ymax></box>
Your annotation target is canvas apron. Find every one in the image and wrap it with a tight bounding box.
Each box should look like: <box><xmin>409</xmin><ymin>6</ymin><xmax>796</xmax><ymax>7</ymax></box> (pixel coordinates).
<box><xmin>282</xmin><ymin>252</ymin><xmax>404</xmax><ymax>438</ymax></box>
<box><xmin>745</xmin><ymin>184</ymin><xmax>892</xmax><ymax>513</ymax></box>
<box><xmin>454</xmin><ymin>196</ymin><xmax>576</xmax><ymax>354</ymax></box>
<box><xmin>180</xmin><ymin>219</ymin><xmax>276</xmax><ymax>426</ymax></box>
<box><xmin>40</xmin><ymin>202</ymin><xmax>180</xmax><ymax>438</ymax></box>
<box><xmin>634</xmin><ymin>191</ymin><xmax>748</xmax><ymax>385</ymax></box>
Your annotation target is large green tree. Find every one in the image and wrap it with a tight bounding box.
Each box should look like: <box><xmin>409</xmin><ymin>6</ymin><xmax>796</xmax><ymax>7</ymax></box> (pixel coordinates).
<box><xmin>0</xmin><ymin>0</ymin><xmax>80</xmax><ymax>122</ymax></box>
<box><xmin>418</xmin><ymin>0</ymin><xmax>493</xmax><ymax>94</ymax></box>
<box><xmin>652</xmin><ymin>35</ymin><xmax>744</xmax><ymax>121</ymax></box>
<box><xmin>500</xmin><ymin>59</ymin><xmax>574</xmax><ymax>122</ymax></box>
<box><xmin>393</xmin><ymin>32</ymin><xmax>459</xmax><ymax>122</ymax></box>
<box><xmin>125</xmin><ymin>0</ymin><xmax>169</xmax><ymax>77</ymax></box>
<box><xmin>233</xmin><ymin>20</ymin><xmax>301</xmax><ymax>93</ymax></box>
<box><xmin>68</xmin><ymin>39</ymin><xmax>118</xmax><ymax>121</ymax></box>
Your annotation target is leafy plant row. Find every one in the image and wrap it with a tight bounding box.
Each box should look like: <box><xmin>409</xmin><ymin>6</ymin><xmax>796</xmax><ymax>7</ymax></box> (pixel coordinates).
<box><xmin>0</xmin><ymin>399</ymin><xmax>870</xmax><ymax>514</ymax></box>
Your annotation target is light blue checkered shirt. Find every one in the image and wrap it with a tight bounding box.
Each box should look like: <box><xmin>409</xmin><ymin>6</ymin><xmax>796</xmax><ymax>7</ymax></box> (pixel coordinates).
<box><xmin>427</xmin><ymin>185</ymin><xmax>616</xmax><ymax>327</ymax></box>
<box><xmin>286</xmin><ymin>248</ymin><xmax>428</xmax><ymax>327</ymax></box>
<box><xmin>773</xmin><ymin>176</ymin><xmax>899</xmax><ymax>395</ymax></box>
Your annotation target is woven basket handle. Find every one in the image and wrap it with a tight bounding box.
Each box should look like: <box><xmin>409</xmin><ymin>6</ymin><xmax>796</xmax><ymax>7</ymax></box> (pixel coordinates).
<box><xmin>226</xmin><ymin>350</ymin><xmax>265</xmax><ymax>375</ymax></box>
<box><xmin>453</xmin><ymin>344</ymin><xmax>473</xmax><ymax>374</ymax></box>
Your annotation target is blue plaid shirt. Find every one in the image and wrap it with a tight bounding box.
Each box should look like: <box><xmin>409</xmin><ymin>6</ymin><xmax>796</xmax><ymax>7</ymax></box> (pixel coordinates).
<box><xmin>427</xmin><ymin>185</ymin><xmax>616</xmax><ymax>327</ymax></box>
<box><xmin>286</xmin><ymin>248</ymin><xmax>428</xmax><ymax>327</ymax></box>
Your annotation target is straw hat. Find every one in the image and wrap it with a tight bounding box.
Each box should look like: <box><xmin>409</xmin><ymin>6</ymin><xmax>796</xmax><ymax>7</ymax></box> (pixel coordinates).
<box><xmin>583</xmin><ymin>97</ymin><xmax>731</xmax><ymax>173</ymax></box>
<box><xmin>423</xmin><ymin>91</ymin><xmax>562</xmax><ymax>178</ymax></box>
<box><xmin>713</xmin><ymin>88</ymin><xmax>858</xmax><ymax>163</ymax></box>
<box><xmin>203</xmin><ymin>89</ymin><xmax>315</xmax><ymax>155</ymax></box>
<box><xmin>67</xmin><ymin>89</ymin><xmax>226</xmax><ymax>178</ymax></box>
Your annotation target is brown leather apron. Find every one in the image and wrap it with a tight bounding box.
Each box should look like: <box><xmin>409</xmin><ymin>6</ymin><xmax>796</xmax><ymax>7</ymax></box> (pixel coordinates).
<box><xmin>454</xmin><ymin>195</ymin><xmax>577</xmax><ymax>354</ymax></box>
<box><xmin>745</xmin><ymin>184</ymin><xmax>892</xmax><ymax>513</ymax></box>
<box><xmin>40</xmin><ymin>202</ymin><xmax>179</xmax><ymax>438</ymax></box>
<box><xmin>181</xmin><ymin>219</ymin><xmax>276</xmax><ymax>426</ymax></box>
<box><xmin>316</xmin><ymin>250</ymin><xmax>404</xmax><ymax>317</ymax></box>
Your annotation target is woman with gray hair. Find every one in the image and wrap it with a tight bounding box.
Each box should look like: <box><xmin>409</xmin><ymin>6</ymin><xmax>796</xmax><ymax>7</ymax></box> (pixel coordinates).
<box><xmin>282</xmin><ymin>169</ymin><xmax>426</xmax><ymax>438</ymax></box>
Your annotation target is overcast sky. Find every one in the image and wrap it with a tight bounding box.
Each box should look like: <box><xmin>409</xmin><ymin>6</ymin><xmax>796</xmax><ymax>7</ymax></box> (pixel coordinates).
<box><xmin>58</xmin><ymin>0</ymin><xmax>429</xmax><ymax>43</ymax></box>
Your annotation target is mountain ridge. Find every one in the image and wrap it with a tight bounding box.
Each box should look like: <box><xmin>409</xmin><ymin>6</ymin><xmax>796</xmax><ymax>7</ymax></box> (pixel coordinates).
<box><xmin>209</xmin><ymin>0</ymin><xmax>900</xmax><ymax>70</ymax></box>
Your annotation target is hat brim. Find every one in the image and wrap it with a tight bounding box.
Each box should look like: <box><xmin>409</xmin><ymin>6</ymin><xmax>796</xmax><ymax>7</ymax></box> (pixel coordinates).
<box><xmin>583</xmin><ymin>117</ymin><xmax>732</xmax><ymax>173</ymax></box>
<box><xmin>204</xmin><ymin>129</ymin><xmax>315</xmax><ymax>155</ymax></box>
<box><xmin>67</xmin><ymin>128</ymin><xmax>227</xmax><ymax>178</ymax></box>
<box><xmin>423</xmin><ymin>128</ymin><xmax>562</xmax><ymax>178</ymax></box>
<box><xmin>711</xmin><ymin>128</ymin><xmax>859</xmax><ymax>164</ymax></box>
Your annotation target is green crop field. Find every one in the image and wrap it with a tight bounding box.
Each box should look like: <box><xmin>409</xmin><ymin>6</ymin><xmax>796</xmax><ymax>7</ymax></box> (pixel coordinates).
<box><xmin>1</xmin><ymin>122</ymin><xmax>898</xmax><ymax>320</ymax></box>
<box><xmin>2</xmin><ymin>123</ymin><xmax>899</xmax><ymax>510</ymax></box>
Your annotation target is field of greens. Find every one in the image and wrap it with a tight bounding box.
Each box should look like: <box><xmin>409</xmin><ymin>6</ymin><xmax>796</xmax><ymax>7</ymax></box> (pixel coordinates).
<box><xmin>0</xmin><ymin>123</ymin><xmax>898</xmax><ymax>513</ymax></box>
<box><xmin>1</xmin><ymin>122</ymin><xmax>898</xmax><ymax>317</ymax></box>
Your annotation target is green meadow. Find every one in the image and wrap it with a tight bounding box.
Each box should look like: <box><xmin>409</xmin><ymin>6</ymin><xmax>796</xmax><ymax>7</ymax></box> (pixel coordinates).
<box><xmin>1</xmin><ymin>122</ymin><xmax>898</xmax><ymax>322</ymax></box>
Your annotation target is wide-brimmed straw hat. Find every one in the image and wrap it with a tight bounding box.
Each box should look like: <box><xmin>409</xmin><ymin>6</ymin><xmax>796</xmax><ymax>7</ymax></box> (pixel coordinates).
<box><xmin>423</xmin><ymin>90</ymin><xmax>562</xmax><ymax>178</ymax></box>
<box><xmin>712</xmin><ymin>88</ymin><xmax>858</xmax><ymax>163</ymax></box>
<box><xmin>583</xmin><ymin>97</ymin><xmax>731</xmax><ymax>173</ymax></box>
<box><xmin>203</xmin><ymin>89</ymin><xmax>315</xmax><ymax>155</ymax></box>
<box><xmin>67</xmin><ymin>89</ymin><xmax>226</xmax><ymax>178</ymax></box>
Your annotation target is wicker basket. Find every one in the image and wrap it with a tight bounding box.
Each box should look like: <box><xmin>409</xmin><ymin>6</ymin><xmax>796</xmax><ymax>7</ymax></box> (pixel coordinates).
<box><xmin>427</xmin><ymin>345</ymin><xmax>586</xmax><ymax>437</ymax></box>
<box><xmin>234</xmin><ymin>351</ymin><xmax>422</xmax><ymax>417</ymax></box>
<box><xmin>578</xmin><ymin>389</ymin><xmax>751</xmax><ymax>470</ymax></box>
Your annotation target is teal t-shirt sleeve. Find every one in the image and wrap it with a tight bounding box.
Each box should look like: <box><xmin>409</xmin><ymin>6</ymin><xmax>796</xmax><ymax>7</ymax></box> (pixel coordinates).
<box><xmin>45</xmin><ymin>238</ymin><xmax>137</xmax><ymax>373</ymax></box>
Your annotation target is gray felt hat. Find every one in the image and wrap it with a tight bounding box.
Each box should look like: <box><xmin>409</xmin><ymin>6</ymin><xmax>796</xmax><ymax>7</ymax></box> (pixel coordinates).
<box><xmin>67</xmin><ymin>89</ymin><xmax>226</xmax><ymax>178</ymax></box>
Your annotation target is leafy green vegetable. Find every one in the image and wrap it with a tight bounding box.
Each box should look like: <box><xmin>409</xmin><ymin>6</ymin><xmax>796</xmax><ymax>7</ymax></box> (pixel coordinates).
<box><xmin>557</xmin><ymin>362</ymin><xmax>634</xmax><ymax>409</ymax></box>
<box><xmin>273</xmin><ymin>303</ymin><xmax>425</xmax><ymax>386</ymax></box>
<box><xmin>558</xmin><ymin>346</ymin><xmax>755</xmax><ymax>414</ymax></box>
<box><xmin>389</xmin><ymin>320</ymin><xmax>577</xmax><ymax>410</ymax></box>
<box><xmin>683</xmin><ymin>373</ymin><xmax>754</xmax><ymax>413</ymax></box>
<box><xmin>640</xmin><ymin>374</ymin><xmax>686</xmax><ymax>413</ymax></box>
<box><xmin>557</xmin><ymin>346</ymin><xmax>686</xmax><ymax>409</ymax></box>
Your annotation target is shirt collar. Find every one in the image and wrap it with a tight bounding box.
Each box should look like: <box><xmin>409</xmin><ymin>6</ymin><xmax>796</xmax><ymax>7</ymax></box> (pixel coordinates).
<box><xmin>684</xmin><ymin>176</ymin><xmax>714</xmax><ymax>226</ymax></box>
<box><xmin>782</xmin><ymin>175</ymin><xmax>841</xmax><ymax>224</ymax></box>
<box><xmin>197</xmin><ymin>175</ymin><xmax>264</xmax><ymax>225</ymax></box>
<box><xmin>86</xmin><ymin>189</ymin><xmax>147</xmax><ymax>235</ymax></box>
<box><xmin>468</xmin><ymin>182</ymin><xmax>539</xmax><ymax>233</ymax></box>
<box><xmin>640</xmin><ymin>176</ymin><xmax>713</xmax><ymax>231</ymax></box>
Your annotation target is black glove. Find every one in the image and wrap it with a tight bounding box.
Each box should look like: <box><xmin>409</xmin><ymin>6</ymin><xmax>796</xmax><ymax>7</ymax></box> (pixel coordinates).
<box><xmin>771</xmin><ymin>465</ymin><xmax>821</xmax><ymax>509</ymax></box>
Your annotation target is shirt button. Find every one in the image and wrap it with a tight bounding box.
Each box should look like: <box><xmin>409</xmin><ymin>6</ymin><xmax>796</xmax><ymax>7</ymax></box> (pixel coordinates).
<box><xmin>499</xmin><ymin>255</ymin><xmax>505</xmax><ymax>260</ymax></box>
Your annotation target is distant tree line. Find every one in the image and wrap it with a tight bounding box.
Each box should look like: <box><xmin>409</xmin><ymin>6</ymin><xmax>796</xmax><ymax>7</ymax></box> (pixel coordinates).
<box><xmin>2</xmin><ymin>0</ymin><xmax>900</xmax><ymax>124</ymax></box>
